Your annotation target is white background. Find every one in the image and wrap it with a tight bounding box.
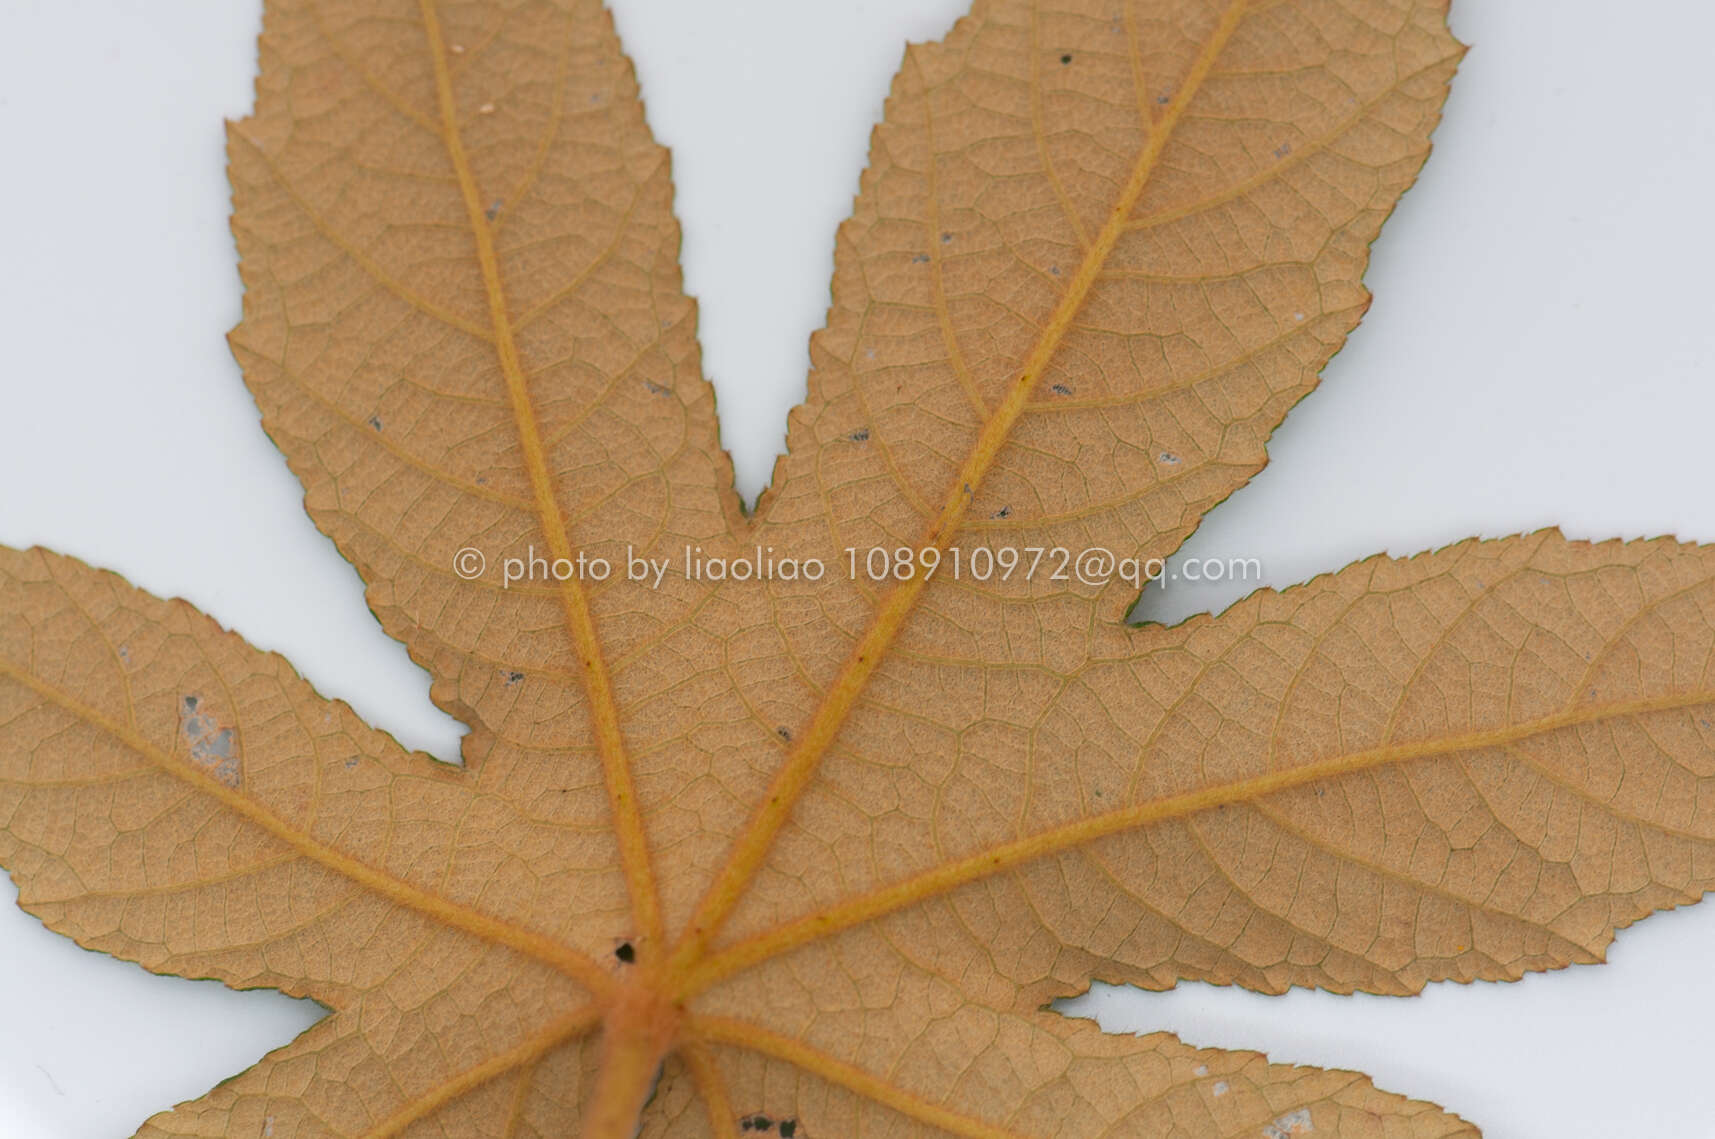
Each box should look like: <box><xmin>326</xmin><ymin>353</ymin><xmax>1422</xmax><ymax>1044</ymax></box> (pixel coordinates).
<box><xmin>2</xmin><ymin>0</ymin><xmax>1714</xmax><ymax>1135</ymax></box>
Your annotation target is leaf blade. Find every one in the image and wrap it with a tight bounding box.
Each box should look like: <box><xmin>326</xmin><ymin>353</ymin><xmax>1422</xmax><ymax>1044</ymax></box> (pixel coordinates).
<box><xmin>133</xmin><ymin>1006</ymin><xmax>601</xmax><ymax>1138</ymax></box>
<box><xmin>227</xmin><ymin>0</ymin><xmax>755</xmax><ymax>950</ymax></box>
<box><xmin>681</xmin><ymin>1009</ymin><xmax>1475</xmax><ymax>1138</ymax></box>
<box><xmin>0</xmin><ymin>546</ymin><xmax>615</xmax><ymax>993</ymax></box>
<box><xmin>707</xmin><ymin>532</ymin><xmax>1715</xmax><ymax>1005</ymax></box>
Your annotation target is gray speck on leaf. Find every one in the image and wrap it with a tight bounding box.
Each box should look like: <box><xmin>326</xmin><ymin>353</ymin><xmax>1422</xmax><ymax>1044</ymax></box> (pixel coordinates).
<box><xmin>368</xmin><ymin>415</ymin><xmax>382</xmax><ymax>431</ymax></box>
<box><xmin>180</xmin><ymin>695</ymin><xmax>241</xmax><ymax>788</ymax></box>
<box><xmin>1262</xmin><ymin>1107</ymin><xmax>1314</xmax><ymax>1138</ymax></box>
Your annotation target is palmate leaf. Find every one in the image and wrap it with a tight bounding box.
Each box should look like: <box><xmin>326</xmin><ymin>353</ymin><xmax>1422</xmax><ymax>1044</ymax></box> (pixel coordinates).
<box><xmin>4</xmin><ymin>1</ymin><xmax>1714</xmax><ymax>1137</ymax></box>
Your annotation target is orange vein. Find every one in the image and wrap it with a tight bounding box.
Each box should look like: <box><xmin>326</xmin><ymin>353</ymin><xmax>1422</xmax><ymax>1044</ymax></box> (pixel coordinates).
<box><xmin>415</xmin><ymin>0</ymin><xmax>664</xmax><ymax>948</ymax></box>
<box><xmin>1029</xmin><ymin>3</ymin><xmax>1091</xmax><ymax>249</ymax></box>
<box><xmin>690</xmin><ymin>1016</ymin><xmax>1028</xmax><ymax>1139</ymax></box>
<box><xmin>361</xmin><ymin>1003</ymin><xmax>601</xmax><ymax>1139</ymax></box>
<box><xmin>681</xmin><ymin>684</ymin><xmax>1715</xmax><ymax>994</ymax></box>
<box><xmin>915</xmin><ymin>51</ymin><xmax>987</xmax><ymax>418</ymax></box>
<box><xmin>0</xmin><ymin>656</ymin><xmax>615</xmax><ymax>995</ymax></box>
<box><xmin>668</xmin><ymin>0</ymin><xmax>1254</xmax><ymax>975</ymax></box>
<box><xmin>230</xmin><ymin>131</ymin><xmax>494</xmax><ymax>343</ymax></box>
<box><xmin>681</xmin><ymin>1041</ymin><xmax>741</xmax><ymax>1139</ymax></box>
<box><xmin>501</xmin><ymin>1059</ymin><xmax>538</xmax><ymax>1139</ymax></box>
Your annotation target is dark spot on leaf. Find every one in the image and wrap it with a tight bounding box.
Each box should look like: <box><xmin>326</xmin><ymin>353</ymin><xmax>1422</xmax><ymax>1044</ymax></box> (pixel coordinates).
<box><xmin>940</xmin><ymin>231</ymin><xmax>952</xmax><ymax>243</ymax></box>
<box><xmin>779</xmin><ymin>1121</ymin><xmax>797</xmax><ymax>1138</ymax></box>
<box><xmin>505</xmin><ymin>671</ymin><xmax>524</xmax><ymax>685</ymax></box>
<box><xmin>486</xmin><ymin>198</ymin><xmax>502</xmax><ymax>220</ymax></box>
<box><xmin>1060</xmin><ymin>53</ymin><xmax>1072</xmax><ymax>64</ymax></box>
<box><xmin>1157</xmin><ymin>92</ymin><xmax>1171</xmax><ymax>105</ymax></box>
<box><xmin>1273</xmin><ymin>142</ymin><xmax>1292</xmax><ymax>159</ymax></box>
<box><xmin>848</xmin><ymin>427</ymin><xmax>870</xmax><ymax>442</ymax></box>
<box><xmin>368</xmin><ymin>415</ymin><xmax>382</xmax><ymax>431</ymax></box>
<box><xmin>643</xmin><ymin>380</ymin><xmax>671</xmax><ymax>397</ymax></box>
<box><xmin>911</xmin><ymin>253</ymin><xmax>930</xmax><ymax>264</ymax></box>
<box><xmin>992</xmin><ymin>505</ymin><xmax>1011</xmax><ymax>519</ymax></box>
<box><xmin>777</xmin><ymin>726</ymin><xmax>792</xmax><ymax>741</ymax></box>
<box><xmin>1051</xmin><ymin>383</ymin><xmax>1072</xmax><ymax>396</ymax></box>
<box><xmin>182</xmin><ymin>696</ymin><xmax>198</xmax><ymax>712</ymax></box>
<box><xmin>614</xmin><ymin>941</ymin><xmax>635</xmax><ymax>964</ymax></box>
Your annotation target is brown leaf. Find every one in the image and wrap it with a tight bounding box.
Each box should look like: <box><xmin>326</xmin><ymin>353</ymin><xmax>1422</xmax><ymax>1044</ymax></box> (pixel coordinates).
<box><xmin>8</xmin><ymin>0</ymin><xmax>1715</xmax><ymax>1136</ymax></box>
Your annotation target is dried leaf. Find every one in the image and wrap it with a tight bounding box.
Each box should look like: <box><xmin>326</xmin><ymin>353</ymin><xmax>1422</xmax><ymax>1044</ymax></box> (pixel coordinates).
<box><xmin>6</xmin><ymin>1</ymin><xmax>1714</xmax><ymax>1137</ymax></box>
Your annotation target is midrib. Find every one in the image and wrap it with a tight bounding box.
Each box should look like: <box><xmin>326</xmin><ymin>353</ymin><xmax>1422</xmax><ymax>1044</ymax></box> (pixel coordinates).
<box><xmin>0</xmin><ymin>655</ymin><xmax>612</xmax><ymax>995</ymax></box>
<box><xmin>669</xmin><ymin>0</ymin><xmax>1256</xmax><ymax>971</ymax></box>
<box><xmin>684</xmin><ymin>682</ymin><xmax>1715</xmax><ymax>993</ymax></box>
<box><xmin>415</xmin><ymin>0</ymin><xmax>664</xmax><ymax>947</ymax></box>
